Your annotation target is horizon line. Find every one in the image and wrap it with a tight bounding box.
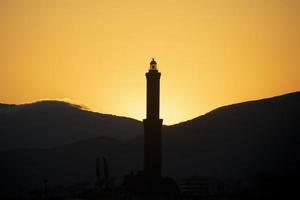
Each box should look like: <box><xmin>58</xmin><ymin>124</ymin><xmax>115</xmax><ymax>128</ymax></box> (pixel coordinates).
<box><xmin>1</xmin><ymin>90</ymin><xmax>299</xmax><ymax>126</ymax></box>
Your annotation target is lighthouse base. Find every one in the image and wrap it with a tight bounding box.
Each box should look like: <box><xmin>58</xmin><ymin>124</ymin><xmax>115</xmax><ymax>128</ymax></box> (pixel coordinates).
<box><xmin>123</xmin><ymin>171</ymin><xmax>179</xmax><ymax>198</ymax></box>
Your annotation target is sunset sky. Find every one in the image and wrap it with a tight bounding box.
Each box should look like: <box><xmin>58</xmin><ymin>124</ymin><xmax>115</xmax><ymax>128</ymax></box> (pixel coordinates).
<box><xmin>1</xmin><ymin>0</ymin><xmax>299</xmax><ymax>124</ymax></box>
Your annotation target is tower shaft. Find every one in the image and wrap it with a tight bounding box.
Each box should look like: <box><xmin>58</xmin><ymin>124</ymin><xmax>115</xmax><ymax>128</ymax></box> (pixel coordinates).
<box><xmin>143</xmin><ymin>59</ymin><xmax>163</xmax><ymax>179</ymax></box>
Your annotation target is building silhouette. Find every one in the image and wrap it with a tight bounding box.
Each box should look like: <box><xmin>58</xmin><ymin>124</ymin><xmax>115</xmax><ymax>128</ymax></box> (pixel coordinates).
<box><xmin>143</xmin><ymin>58</ymin><xmax>163</xmax><ymax>180</ymax></box>
<box><xmin>123</xmin><ymin>59</ymin><xmax>178</xmax><ymax>198</ymax></box>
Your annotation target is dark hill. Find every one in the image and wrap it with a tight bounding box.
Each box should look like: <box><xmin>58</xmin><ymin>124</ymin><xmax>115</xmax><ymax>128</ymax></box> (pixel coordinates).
<box><xmin>0</xmin><ymin>91</ymin><xmax>299</xmax><ymax>196</ymax></box>
<box><xmin>162</xmin><ymin>92</ymin><xmax>300</xmax><ymax>178</ymax></box>
<box><xmin>0</xmin><ymin>100</ymin><xmax>143</xmax><ymax>150</ymax></box>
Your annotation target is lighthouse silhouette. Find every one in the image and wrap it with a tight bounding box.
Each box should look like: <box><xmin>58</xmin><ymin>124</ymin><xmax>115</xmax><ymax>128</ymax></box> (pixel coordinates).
<box><xmin>143</xmin><ymin>58</ymin><xmax>163</xmax><ymax>180</ymax></box>
<box><xmin>122</xmin><ymin>59</ymin><xmax>178</xmax><ymax>197</ymax></box>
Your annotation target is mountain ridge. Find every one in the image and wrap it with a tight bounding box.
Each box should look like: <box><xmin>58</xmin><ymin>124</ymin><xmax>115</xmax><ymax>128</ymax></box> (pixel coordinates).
<box><xmin>1</xmin><ymin>91</ymin><xmax>299</xmax><ymax>150</ymax></box>
<box><xmin>0</xmin><ymin>91</ymin><xmax>299</xmax><ymax>195</ymax></box>
<box><xmin>172</xmin><ymin>91</ymin><xmax>300</xmax><ymax>126</ymax></box>
<box><xmin>0</xmin><ymin>100</ymin><xmax>144</xmax><ymax>150</ymax></box>
<box><xmin>1</xmin><ymin>90</ymin><xmax>299</xmax><ymax>124</ymax></box>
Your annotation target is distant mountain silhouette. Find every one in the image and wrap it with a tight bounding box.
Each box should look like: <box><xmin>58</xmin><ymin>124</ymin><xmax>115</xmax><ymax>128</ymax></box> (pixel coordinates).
<box><xmin>0</xmin><ymin>100</ymin><xmax>143</xmax><ymax>150</ymax></box>
<box><xmin>162</xmin><ymin>91</ymin><xmax>300</xmax><ymax>179</ymax></box>
<box><xmin>0</xmin><ymin>92</ymin><xmax>299</xmax><ymax>195</ymax></box>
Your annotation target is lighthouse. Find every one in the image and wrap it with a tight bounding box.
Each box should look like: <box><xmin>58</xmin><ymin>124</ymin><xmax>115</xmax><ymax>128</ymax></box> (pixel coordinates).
<box><xmin>123</xmin><ymin>59</ymin><xmax>178</xmax><ymax>196</ymax></box>
<box><xmin>143</xmin><ymin>58</ymin><xmax>163</xmax><ymax>179</ymax></box>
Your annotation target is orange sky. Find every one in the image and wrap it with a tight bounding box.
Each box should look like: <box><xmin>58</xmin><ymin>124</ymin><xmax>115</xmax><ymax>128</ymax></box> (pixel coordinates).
<box><xmin>0</xmin><ymin>0</ymin><xmax>299</xmax><ymax>124</ymax></box>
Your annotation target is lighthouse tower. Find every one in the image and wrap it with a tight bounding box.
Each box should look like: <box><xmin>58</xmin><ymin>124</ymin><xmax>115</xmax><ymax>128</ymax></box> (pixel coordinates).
<box><xmin>143</xmin><ymin>58</ymin><xmax>163</xmax><ymax>180</ymax></box>
<box><xmin>123</xmin><ymin>59</ymin><xmax>177</xmax><ymax>196</ymax></box>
